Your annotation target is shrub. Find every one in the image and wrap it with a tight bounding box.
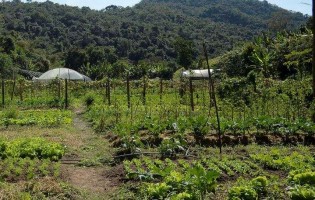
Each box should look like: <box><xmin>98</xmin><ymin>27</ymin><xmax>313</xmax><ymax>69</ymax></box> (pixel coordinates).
<box><xmin>3</xmin><ymin>107</ymin><xmax>19</xmax><ymax>119</ymax></box>
<box><xmin>84</xmin><ymin>93</ymin><xmax>95</xmax><ymax>108</ymax></box>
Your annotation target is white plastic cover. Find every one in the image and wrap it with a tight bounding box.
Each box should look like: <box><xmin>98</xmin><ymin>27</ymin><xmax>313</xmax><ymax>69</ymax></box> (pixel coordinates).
<box><xmin>36</xmin><ymin>68</ymin><xmax>91</xmax><ymax>81</ymax></box>
<box><xmin>182</xmin><ymin>69</ymin><xmax>213</xmax><ymax>78</ymax></box>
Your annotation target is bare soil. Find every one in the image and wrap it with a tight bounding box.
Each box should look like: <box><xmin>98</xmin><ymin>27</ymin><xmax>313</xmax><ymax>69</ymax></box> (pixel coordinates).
<box><xmin>60</xmin><ymin>108</ymin><xmax>122</xmax><ymax>199</ymax></box>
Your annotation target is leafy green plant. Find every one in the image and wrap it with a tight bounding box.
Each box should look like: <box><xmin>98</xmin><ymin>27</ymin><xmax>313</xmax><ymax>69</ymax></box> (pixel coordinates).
<box><xmin>250</xmin><ymin>176</ymin><xmax>268</xmax><ymax>195</ymax></box>
<box><xmin>189</xmin><ymin>115</ymin><xmax>209</xmax><ymax>139</ymax></box>
<box><xmin>0</xmin><ymin>110</ymin><xmax>72</xmax><ymax>127</ymax></box>
<box><xmin>0</xmin><ymin>138</ymin><xmax>65</xmax><ymax>161</ymax></box>
<box><xmin>228</xmin><ymin>176</ymin><xmax>268</xmax><ymax>200</ymax></box>
<box><xmin>289</xmin><ymin>186</ymin><xmax>315</xmax><ymax>200</ymax></box>
<box><xmin>228</xmin><ymin>185</ymin><xmax>258</xmax><ymax>200</ymax></box>
<box><xmin>119</xmin><ymin>135</ymin><xmax>143</xmax><ymax>154</ymax></box>
<box><xmin>158</xmin><ymin>138</ymin><xmax>186</xmax><ymax>158</ymax></box>
<box><xmin>144</xmin><ymin>182</ymin><xmax>171</xmax><ymax>199</ymax></box>
<box><xmin>290</xmin><ymin>171</ymin><xmax>315</xmax><ymax>186</ymax></box>
<box><xmin>187</xmin><ymin>165</ymin><xmax>220</xmax><ymax>199</ymax></box>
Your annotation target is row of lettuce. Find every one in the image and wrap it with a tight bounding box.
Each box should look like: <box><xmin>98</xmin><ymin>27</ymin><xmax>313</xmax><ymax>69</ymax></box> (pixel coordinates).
<box><xmin>122</xmin><ymin>146</ymin><xmax>315</xmax><ymax>199</ymax></box>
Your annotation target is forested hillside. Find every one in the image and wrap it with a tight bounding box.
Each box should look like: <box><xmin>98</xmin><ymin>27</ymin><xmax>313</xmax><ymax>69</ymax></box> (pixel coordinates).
<box><xmin>0</xmin><ymin>0</ymin><xmax>308</xmax><ymax>79</ymax></box>
<box><xmin>211</xmin><ymin>30</ymin><xmax>312</xmax><ymax>80</ymax></box>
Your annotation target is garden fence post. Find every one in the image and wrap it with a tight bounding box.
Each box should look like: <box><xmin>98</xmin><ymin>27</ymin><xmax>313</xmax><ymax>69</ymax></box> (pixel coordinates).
<box><xmin>107</xmin><ymin>78</ymin><xmax>111</xmax><ymax>106</ymax></box>
<box><xmin>159</xmin><ymin>78</ymin><xmax>163</xmax><ymax>103</ymax></box>
<box><xmin>65</xmin><ymin>79</ymin><xmax>68</xmax><ymax>109</ymax></box>
<box><xmin>127</xmin><ymin>73</ymin><xmax>131</xmax><ymax>109</ymax></box>
<box><xmin>11</xmin><ymin>71</ymin><xmax>16</xmax><ymax>101</ymax></box>
<box><xmin>142</xmin><ymin>75</ymin><xmax>146</xmax><ymax>105</ymax></box>
<box><xmin>1</xmin><ymin>77</ymin><xmax>4</xmax><ymax>108</ymax></box>
<box><xmin>203</xmin><ymin>42</ymin><xmax>222</xmax><ymax>154</ymax></box>
<box><xmin>189</xmin><ymin>78</ymin><xmax>194</xmax><ymax>111</ymax></box>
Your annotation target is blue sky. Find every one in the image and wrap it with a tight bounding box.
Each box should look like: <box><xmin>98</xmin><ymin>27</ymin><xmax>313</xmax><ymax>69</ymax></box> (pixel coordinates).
<box><xmin>24</xmin><ymin>0</ymin><xmax>312</xmax><ymax>15</ymax></box>
<box><xmin>264</xmin><ymin>0</ymin><xmax>311</xmax><ymax>15</ymax></box>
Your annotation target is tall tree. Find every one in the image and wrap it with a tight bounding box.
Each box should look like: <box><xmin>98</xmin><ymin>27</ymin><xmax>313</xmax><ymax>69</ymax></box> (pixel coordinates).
<box><xmin>174</xmin><ymin>37</ymin><xmax>195</xmax><ymax>69</ymax></box>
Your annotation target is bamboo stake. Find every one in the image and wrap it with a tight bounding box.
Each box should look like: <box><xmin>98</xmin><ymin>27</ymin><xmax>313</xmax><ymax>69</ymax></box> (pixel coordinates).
<box><xmin>189</xmin><ymin>78</ymin><xmax>194</xmax><ymax>111</ymax></box>
<box><xmin>1</xmin><ymin>77</ymin><xmax>4</xmax><ymax>108</ymax></box>
<box><xmin>142</xmin><ymin>75</ymin><xmax>146</xmax><ymax>105</ymax></box>
<box><xmin>11</xmin><ymin>71</ymin><xmax>15</xmax><ymax>101</ymax></box>
<box><xmin>65</xmin><ymin>79</ymin><xmax>68</xmax><ymax>109</ymax></box>
<box><xmin>107</xmin><ymin>78</ymin><xmax>111</xmax><ymax>106</ymax></box>
<box><xmin>203</xmin><ymin>43</ymin><xmax>222</xmax><ymax>154</ymax></box>
<box><xmin>159</xmin><ymin>78</ymin><xmax>163</xmax><ymax>103</ymax></box>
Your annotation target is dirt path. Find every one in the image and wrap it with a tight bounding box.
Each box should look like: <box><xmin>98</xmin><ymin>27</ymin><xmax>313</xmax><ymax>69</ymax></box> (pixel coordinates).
<box><xmin>60</xmin><ymin>109</ymin><xmax>122</xmax><ymax>199</ymax></box>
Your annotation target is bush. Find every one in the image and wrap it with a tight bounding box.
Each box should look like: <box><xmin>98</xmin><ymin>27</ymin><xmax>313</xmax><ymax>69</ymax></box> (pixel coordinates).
<box><xmin>84</xmin><ymin>93</ymin><xmax>95</xmax><ymax>108</ymax></box>
<box><xmin>3</xmin><ymin>107</ymin><xmax>19</xmax><ymax>119</ymax></box>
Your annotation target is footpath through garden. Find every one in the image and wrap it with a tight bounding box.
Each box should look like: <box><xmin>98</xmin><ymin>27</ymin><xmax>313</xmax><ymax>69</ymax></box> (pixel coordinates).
<box><xmin>60</xmin><ymin>108</ymin><xmax>122</xmax><ymax>199</ymax></box>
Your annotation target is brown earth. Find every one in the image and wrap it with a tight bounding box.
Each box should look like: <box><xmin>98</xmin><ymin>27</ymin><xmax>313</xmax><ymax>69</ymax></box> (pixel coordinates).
<box><xmin>60</xmin><ymin>108</ymin><xmax>122</xmax><ymax>199</ymax></box>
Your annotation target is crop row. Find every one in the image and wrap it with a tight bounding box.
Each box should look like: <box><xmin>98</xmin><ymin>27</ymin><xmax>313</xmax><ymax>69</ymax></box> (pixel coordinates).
<box><xmin>123</xmin><ymin>156</ymin><xmax>262</xmax><ymax>199</ymax></box>
<box><xmin>0</xmin><ymin>109</ymin><xmax>72</xmax><ymax>127</ymax></box>
<box><xmin>0</xmin><ymin>157</ymin><xmax>60</xmax><ymax>182</ymax></box>
<box><xmin>115</xmin><ymin>115</ymin><xmax>315</xmax><ymax>136</ymax></box>
<box><xmin>124</xmin><ymin>156</ymin><xmax>261</xmax><ymax>182</ymax></box>
<box><xmin>0</xmin><ymin>137</ymin><xmax>65</xmax><ymax>161</ymax></box>
<box><xmin>229</xmin><ymin>170</ymin><xmax>315</xmax><ymax>200</ymax></box>
<box><xmin>250</xmin><ymin>148</ymin><xmax>315</xmax><ymax>171</ymax></box>
<box><xmin>123</xmin><ymin>146</ymin><xmax>315</xmax><ymax>199</ymax></box>
<box><xmin>124</xmin><ymin>157</ymin><xmax>220</xmax><ymax>199</ymax></box>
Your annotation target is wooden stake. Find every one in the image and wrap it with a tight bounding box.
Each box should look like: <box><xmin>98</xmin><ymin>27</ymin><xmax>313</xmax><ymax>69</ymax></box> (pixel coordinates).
<box><xmin>312</xmin><ymin>0</ymin><xmax>315</xmax><ymax>121</ymax></box>
<box><xmin>1</xmin><ymin>77</ymin><xmax>4</xmax><ymax>108</ymax></box>
<box><xmin>203</xmin><ymin>43</ymin><xmax>222</xmax><ymax>154</ymax></box>
<box><xmin>107</xmin><ymin>78</ymin><xmax>111</xmax><ymax>106</ymax></box>
<box><xmin>65</xmin><ymin>79</ymin><xmax>68</xmax><ymax>109</ymax></box>
<box><xmin>127</xmin><ymin>73</ymin><xmax>131</xmax><ymax>109</ymax></box>
<box><xmin>159</xmin><ymin>78</ymin><xmax>163</xmax><ymax>103</ymax></box>
<box><xmin>11</xmin><ymin>70</ymin><xmax>16</xmax><ymax>101</ymax></box>
<box><xmin>58</xmin><ymin>79</ymin><xmax>61</xmax><ymax>101</ymax></box>
<box><xmin>189</xmin><ymin>78</ymin><xmax>194</xmax><ymax>111</ymax></box>
<box><xmin>142</xmin><ymin>75</ymin><xmax>146</xmax><ymax>105</ymax></box>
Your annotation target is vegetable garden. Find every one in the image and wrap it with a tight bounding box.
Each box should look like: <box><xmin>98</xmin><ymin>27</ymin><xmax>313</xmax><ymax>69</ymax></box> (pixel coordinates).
<box><xmin>0</xmin><ymin>68</ymin><xmax>315</xmax><ymax>199</ymax></box>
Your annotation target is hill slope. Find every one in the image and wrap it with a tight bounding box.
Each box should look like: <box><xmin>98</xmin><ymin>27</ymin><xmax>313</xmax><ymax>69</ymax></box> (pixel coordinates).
<box><xmin>0</xmin><ymin>0</ymin><xmax>308</xmax><ymax>72</ymax></box>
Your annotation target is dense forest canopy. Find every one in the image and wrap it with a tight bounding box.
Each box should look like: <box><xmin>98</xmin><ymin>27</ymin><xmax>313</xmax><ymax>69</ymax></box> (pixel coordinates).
<box><xmin>0</xmin><ymin>0</ymin><xmax>309</xmax><ymax>79</ymax></box>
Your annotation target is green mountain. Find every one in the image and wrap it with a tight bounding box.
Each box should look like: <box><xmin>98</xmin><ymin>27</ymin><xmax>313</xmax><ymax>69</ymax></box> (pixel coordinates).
<box><xmin>0</xmin><ymin>0</ymin><xmax>308</xmax><ymax>76</ymax></box>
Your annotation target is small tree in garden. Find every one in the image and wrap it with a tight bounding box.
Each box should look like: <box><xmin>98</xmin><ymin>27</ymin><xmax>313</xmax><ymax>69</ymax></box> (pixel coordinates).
<box><xmin>0</xmin><ymin>53</ymin><xmax>11</xmax><ymax>76</ymax></box>
<box><xmin>250</xmin><ymin>38</ymin><xmax>275</xmax><ymax>78</ymax></box>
